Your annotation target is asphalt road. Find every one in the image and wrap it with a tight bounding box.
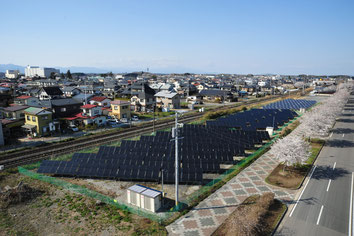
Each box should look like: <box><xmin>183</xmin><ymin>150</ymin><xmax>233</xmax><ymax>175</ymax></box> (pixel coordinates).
<box><xmin>277</xmin><ymin>95</ymin><xmax>354</xmax><ymax>236</ymax></box>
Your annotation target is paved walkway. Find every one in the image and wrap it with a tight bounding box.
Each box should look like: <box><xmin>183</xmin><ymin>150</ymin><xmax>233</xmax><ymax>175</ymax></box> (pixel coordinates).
<box><xmin>166</xmin><ymin>152</ymin><xmax>297</xmax><ymax>236</ymax></box>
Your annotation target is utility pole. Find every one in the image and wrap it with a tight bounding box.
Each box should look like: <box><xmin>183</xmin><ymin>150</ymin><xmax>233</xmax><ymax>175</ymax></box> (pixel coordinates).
<box><xmin>161</xmin><ymin>169</ymin><xmax>164</xmax><ymax>206</ymax></box>
<box><xmin>302</xmin><ymin>83</ymin><xmax>305</xmax><ymax>95</ymax></box>
<box><xmin>153</xmin><ymin>104</ymin><xmax>155</xmax><ymax>133</ymax></box>
<box><xmin>172</xmin><ymin>112</ymin><xmax>180</xmax><ymax>207</ymax></box>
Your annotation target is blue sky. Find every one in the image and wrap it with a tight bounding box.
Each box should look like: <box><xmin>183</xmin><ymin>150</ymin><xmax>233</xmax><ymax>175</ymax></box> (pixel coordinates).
<box><xmin>1</xmin><ymin>0</ymin><xmax>354</xmax><ymax>74</ymax></box>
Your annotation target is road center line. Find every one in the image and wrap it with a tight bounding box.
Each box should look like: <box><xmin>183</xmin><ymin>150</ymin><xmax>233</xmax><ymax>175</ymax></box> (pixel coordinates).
<box><xmin>317</xmin><ymin>205</ymin><xmax>324</xmax><ymax>225</ymax></box>
<box><xmin>349</xmin><ymin>173</ymin><xmax>354</xmax><ymax>236</ymax></box>
<box><xmin>333</xmin><ymin>162</ymin><xmax>336</xmax><ymax>170</ymax></box>
<box><xmin>289</xmin><ymin>165</ymin><xmax>317</xmax><ymax>217</ymax></box>
<box><xmin>326</xmin><ymin>179</ymin><xmax>332</xmax><ymax>192</ymax></box>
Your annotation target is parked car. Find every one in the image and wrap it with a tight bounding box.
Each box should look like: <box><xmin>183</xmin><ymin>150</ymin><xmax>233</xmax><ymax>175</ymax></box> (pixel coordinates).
<box><xmin>108</xmin><ymin>120</ymin><xmax>120</xmax><ymax>127</ymax></box>
<box><xmin>69</xmin><ymin>125</ymin><xmax>79</xmax><ymax>132</ymax></box>
<box><xmin>131</xmin><ymin>115</ymin><xmax>139</xmax><ymax>121</ymax></box>
<box><xmin>120</xmin><ymin>118</ymin><xmax>128</xmax><ymax>123</ymax></box>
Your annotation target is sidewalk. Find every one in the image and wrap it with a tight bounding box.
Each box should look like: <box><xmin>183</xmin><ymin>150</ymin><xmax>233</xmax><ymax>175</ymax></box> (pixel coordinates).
<box><xmin>166</xmin><ymin>151</ymin><xmax>296</xmax><ymax>236</ymax></box>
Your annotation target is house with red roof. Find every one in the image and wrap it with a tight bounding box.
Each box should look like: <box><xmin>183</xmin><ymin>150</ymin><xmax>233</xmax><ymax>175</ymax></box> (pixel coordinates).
<box><xmin>64</xmin><ymin>104</ymin><xmax>106</xmax><ymax>127</ymax></box>
<box><xmin>89</xmin><ymin>96</ymin><xmax>111</xmax><ymax>107</ymax></box>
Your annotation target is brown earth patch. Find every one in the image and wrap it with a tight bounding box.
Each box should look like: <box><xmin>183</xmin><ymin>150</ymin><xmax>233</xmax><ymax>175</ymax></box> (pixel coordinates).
<box><xmin>212</xmin><ymin>193</ymin><xmax>286</xmax><ymax>236</ymax></box>
<box><xmin>266</xmin><ymin>164</ymin><xmax>309</xmax><ymax>189</ymax></box>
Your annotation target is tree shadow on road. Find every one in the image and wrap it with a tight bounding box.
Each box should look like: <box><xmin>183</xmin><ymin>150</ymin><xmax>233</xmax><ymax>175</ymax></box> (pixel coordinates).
<box><xmin>341</xmin><ymin>113</ymin><xmax>354</xmax><ymax>117</ymax></box>
<box><xmin>275</xmin><ymin>226</ymin><xmax>297</xmax><ymax>236</ymax></box>
<box><xmin>282</xmin><ymin>197</ymin><xmax>319</xmax><ymax>206</ymax></box>
<box><xmin>336</xmin><ymin>118</ymin><xmax>354</xmax><ymax>123</ymax></box>
<box><xmin>325</xmin><ymin>139</ymin><xmax>354</xmax><ymax>148</ymax></box>
<box><xmin>332</xmin><ymin>128</ymin><xmax>354</xmax><ymax>134</ymax></box>
<box><xmin>311</xmin><ymin>165</ymin><xmax>349</xmax><ymax>181</ymax></box>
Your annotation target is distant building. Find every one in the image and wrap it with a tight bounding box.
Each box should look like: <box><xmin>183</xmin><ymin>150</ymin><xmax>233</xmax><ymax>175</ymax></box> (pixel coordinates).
<box><xmin>5</xmin><ymin>70</ymin><xmax>20</xmax><ymax>79</ymax></box>
<box><xmin>25</xmin><ymin>65</ymin><xmax>60</xmax><ymax>78</ymax></box>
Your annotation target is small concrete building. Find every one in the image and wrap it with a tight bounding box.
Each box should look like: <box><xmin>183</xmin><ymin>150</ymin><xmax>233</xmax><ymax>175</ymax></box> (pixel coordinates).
<box><xmin>127</xmin><ymin>184</ymin><xmax>162</xmax><ymax>212</ymax></box>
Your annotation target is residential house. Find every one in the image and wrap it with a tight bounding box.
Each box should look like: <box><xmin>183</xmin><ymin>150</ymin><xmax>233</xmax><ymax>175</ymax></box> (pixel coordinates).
<box><xmin>199</xmin><ymin>89</ymin><xmax>236</xmax><ymax>102</ymax></box>
<box><xmin>241</xmin><ymin>85</ymin><xmax>257</xmax><ymax>94</ymax></box>
<box><xmin>72</xmin><ymin>93</ymin><xmax>95</xmax><ymax>104</ymax></box>
<box><xmin>110</xmin><ymin>100</ymin><xmax>131</xmax><ymax>119</ymax></box>
<box><xmin>196</xmin><ymin>83</ymin><xmax>210</xmax><ymax>91</ymax></box>
<box><xmin>22</xmin><ymin>107</ymin><xmax>53</xmax><ymax>137</ymax></box>
<box><xmin>2</xmin><ymin>105</ymin><xmax>29</xmax><ymax>120</ymax></box>
<box><xmin>127</xmin><ymin>83</ymin><xmax>156</xmax><ymax>112</ymax></box>
<box><xmin>89</xmin><ymin>96</ymin><xmax>111</xmax><ymax>107</ymax></box>
<box><xmin>61</xmin><ymin>86</ymin><xmax>81</xmax><ymax>97</ymax></box>
<box><xmin>48</xmin><ymin>98</ymin><xmax>83</xmax><ymax>119</ymax></box>
<box><xmin>154</xmin><ymin>91</ymin><xmax>180</xmax><ymax>110</ymax></box>
<box><xmin>65</xmin><ymin>104</ymin><xmax>106</xmax><ymax>127</ymax></box>
<box><xmin>1</xmin><ymin>105</ymin><xmax>29</xmax><ymax>141</ymax></box>
<box><xmin>14</xmin><ymin>95</ymin><xmax>41</xmax><ymax>107</ymax></box>
<box><xmin>186</xmin><ymin>94</ymin><xmax>203</xmax><ymax>104</ymax></box>
<box><xmin>38</xmin><ymin>86</ymin><xmax>63</xmax><ymax>100</ymax></box>
<box><xmin>103</xmin><ymin>82</ymin><xmax>119</xmax><ymax>99</ymax></box>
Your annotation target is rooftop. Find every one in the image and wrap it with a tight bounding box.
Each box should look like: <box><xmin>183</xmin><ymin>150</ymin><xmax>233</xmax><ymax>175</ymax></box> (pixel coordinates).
<box><xmin>81</xmin><ymin>104</ymin><xmax>97</xmax><ymax>109</ymax></box>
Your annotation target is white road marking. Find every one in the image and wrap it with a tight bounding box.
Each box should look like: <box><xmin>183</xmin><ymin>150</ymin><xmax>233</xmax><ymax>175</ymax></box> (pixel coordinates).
<box><xmin>317</xmin><ymin>205</ymin><xmax>324</xmax><ymax>225</ymax></box>
<box><xmin>349</xmin><ymin>173</ymin><xmax>354</xmax><ymax>236</ymax></box>
<box><xmin>326</xmin><ymin>179</ymin><xmax>332</xmax><ymax>192</ymax></box>
<box><xmin>330</xmin><ymin>132</ymin><xmax>333</xmax><ymax>138</ymax></box>
<box><xmin>333</xmin><ymin>162</ymin><xmax>336</xmax><ymax>170</ymax></box>
<box><xmin>289</xmin><ymin>165</ymin><xmax>317</xmax><ymax>217</ymax></box>
<box><xmin>343</xmin><ymin>134</ymin><xmax>345</xmax><ymax>138</ymax></box>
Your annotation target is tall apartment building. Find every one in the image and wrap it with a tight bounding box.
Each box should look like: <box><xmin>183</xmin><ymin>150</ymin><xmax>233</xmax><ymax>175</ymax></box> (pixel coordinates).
<box><xmin>25</xmin><ymin>65</ymin><xmax>60</xmax><ymax>78</ymax></box>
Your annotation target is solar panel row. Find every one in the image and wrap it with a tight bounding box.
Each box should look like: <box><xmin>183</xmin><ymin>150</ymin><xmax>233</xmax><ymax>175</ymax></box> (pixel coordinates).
<box><xmin>263</xmin><ymin>99</ymin><xmax>316</xmax><ymax>110</ymax></box>
<box><xmin>37</xmin><ymin>110</ymin><xmax>292</xmax><ymax>184</ymax></box>
<box><xmin>206</xmin><ymin>109</ymin><xmax>297</xmax><ymax>130</ymax></box>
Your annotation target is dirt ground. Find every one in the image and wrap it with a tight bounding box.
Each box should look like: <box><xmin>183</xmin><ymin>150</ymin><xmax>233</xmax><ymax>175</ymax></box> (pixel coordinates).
<box><xmin>0</xmin><ymin>171</ymin><xmax>167</xmax><ymax>236</ymax></box>
<box><xmin>266</xmin><ymin>164</ymin><xmax>309</xmax><ymax>189</ymax></box>
<box><xmin>212</xmin><ymin>194</ymin><xmax>286</xmax><ymax>236</ymax></box>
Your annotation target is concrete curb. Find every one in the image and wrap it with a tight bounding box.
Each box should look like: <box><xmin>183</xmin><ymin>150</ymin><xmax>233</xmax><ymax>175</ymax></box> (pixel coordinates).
<box><xmin>271</xmin><ymin>203</ymin><xmax>288</xmax><ymax>236</ymax></box>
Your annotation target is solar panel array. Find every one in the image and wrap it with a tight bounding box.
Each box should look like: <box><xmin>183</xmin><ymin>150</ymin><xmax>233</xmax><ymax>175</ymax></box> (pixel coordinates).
<box><xmin>206</xmin><ymin>109</ymin><xmax>297</xmax><ymax>131</ymax></box>
<box><xmin>37</xmin><ymin>124</ymin><xmax>270</xmax><ymax>184</ymax></box>
<box><xmin>263</xmin><ymin>99</ymin><xmax>316</xmax><ymax>110</ymax></box>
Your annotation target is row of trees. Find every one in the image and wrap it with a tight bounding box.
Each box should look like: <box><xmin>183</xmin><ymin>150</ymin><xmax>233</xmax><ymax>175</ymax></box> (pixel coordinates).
<box><xmin>269</xmin><ymin>83</ymin><xmax>351</xmax><ymax>166</ymax></box>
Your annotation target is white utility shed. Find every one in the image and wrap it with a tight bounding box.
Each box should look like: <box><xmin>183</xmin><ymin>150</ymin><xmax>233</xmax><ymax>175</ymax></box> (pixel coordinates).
<box><xmin>127</xmin><ymin>184</ymin><xmax>162</xmax><ymax>212</ymax></box>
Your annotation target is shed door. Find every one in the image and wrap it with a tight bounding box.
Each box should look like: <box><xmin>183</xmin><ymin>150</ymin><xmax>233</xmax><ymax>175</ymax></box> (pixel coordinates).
<box><xmin>131</xmin><ymin>192</ymin><xmax>137</xmax><ymax>205</ymax></box>
<box><xmin>144</xmin><ymin>196</ymin><xmax>151</xmax><ymax>211</ymax></box>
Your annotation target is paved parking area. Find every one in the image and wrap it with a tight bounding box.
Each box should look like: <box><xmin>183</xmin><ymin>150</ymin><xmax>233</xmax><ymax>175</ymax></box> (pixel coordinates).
<box><xmin>166</xmin><ymin>152</ymin><xmax>296</xmax><ymax>236</ymax></box>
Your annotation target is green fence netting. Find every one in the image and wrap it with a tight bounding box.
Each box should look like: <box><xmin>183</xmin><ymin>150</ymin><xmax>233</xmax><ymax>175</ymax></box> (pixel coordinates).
<box><xmin>18</xmin><ymin>166</ymin><xmax>172</xmax><ymax>223</ymax></box>
<box><xmin>18</xmin><ymin>114</ymin><xmax>300</xmax><ymax>223</ymax></box>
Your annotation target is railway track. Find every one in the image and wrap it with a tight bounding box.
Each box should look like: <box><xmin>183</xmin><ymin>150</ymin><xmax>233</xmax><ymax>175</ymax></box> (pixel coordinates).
<box><xmin>0</xmin><ymin>94</ymin><xmax>291</xmax><ymax>169</ymax></box>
